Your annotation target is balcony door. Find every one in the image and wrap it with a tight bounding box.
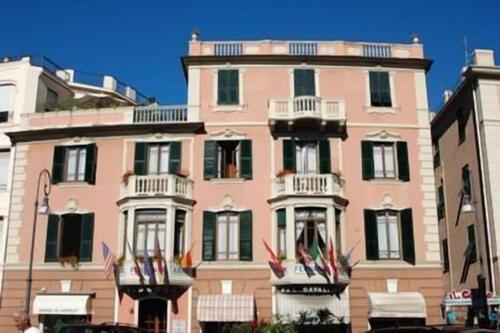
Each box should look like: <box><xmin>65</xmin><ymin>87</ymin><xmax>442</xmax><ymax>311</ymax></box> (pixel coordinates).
<box><xmin>139</xmin><ymin>298</ymin><xmax>167</xmax><ymax>333</ymax></box>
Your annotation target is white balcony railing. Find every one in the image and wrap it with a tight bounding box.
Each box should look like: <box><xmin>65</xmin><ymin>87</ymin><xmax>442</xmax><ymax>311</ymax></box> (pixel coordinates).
<box><xmin>271</xmin><ymin>173</ymin><xmax>343</xmax><ymax>198</ymax></box>
<box><xmin>269</xmin><ymin>96</ymin><xmax>346</xmax><ymax>122</ymax></box>
<box><xmin>133</xmin><ymin>105</ymin><xmax>188</xmax><ymax>123</ymax></box>
<box><xmin>122</xmin><ymin>174</ymin><xmax>193</xmax><ymax>199</ymax></box>
<box><xmin>362</xmin><ymin>43</ymin><xmax>392</xmax><ymax>58</ymax></box>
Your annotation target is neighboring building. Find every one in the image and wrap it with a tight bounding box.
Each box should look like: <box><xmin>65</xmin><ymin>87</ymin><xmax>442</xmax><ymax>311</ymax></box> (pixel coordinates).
<box><xmin>0</xmin><ymin>35</ymin><xmax>443</xmax><ymax>333</ymax></box>
<box><xmin>432</xmin><ymin>49</ymin><xmax>500</xmax><ymax>323</ymax></box>
<box><xmin>0</xmin><ymin>55</ymin><xmax>148</xmax><ymax>331</ymax></box>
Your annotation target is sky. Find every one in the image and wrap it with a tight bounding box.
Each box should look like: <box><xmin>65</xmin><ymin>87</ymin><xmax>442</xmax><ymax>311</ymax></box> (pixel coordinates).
<box><xmin>0</xmin><ymin>0</ymin><xmax>498</xmax><ymax>112</ymax></box>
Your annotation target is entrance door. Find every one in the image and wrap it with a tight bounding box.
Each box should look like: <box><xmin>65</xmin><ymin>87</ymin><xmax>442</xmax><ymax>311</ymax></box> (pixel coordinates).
<box><xmin>139</xmin><ymin>298</ymin><xmax>167</xmax><ymax>333</ymax></box>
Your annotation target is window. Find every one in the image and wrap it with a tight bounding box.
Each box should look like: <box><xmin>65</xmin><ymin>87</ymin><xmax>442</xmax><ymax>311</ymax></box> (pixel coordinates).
<box><xmin>433</xmin><ymin>141</ymin><xmax>440</xmax><ymax>168</ymax></box>
<box><xmin>364</xmin><ymin>209</ymin><xmax>415</xmax><ymax>264</ymax></box>
<box><xmin>45</xmin><ymin>88</ymin><xmax>58</xmax><ymax>111</ymax></box>
<box><xmin>0</xmin><ymin>85</ymin><xmax>14</xmax><ymax>122</ymax></box>
<box><xmin>462</xmin><ymin>165</ymin><xmax>472</xmax><ymax>202</ymax></box>
<box><xmin>335</xmin><ymin>208</ymin><xmax>342</xmax><ymax>254</ymax></box>
<box><xmin>373</xmin><ymin>143</ymin><xmax>396</xmax><ymax>178</ymax></box>
<box><xmin>217</xmin><ymin>70</ymin><xmax>239</xmax><ymax>105</ymax></box>
<box><xmin>282</xmin><ymin>139</ymin><xmax>331</xmax><ymax>174</ymax></box>
<box><xmin>467</xmin><ymin>225</ymin><xmax>477</xmax><ymax>263</ymax></box>
<box><xmin>295</xmin><ymin>208</ymin><xmax>327</xmax><ymax>258</ymax></box>
<box><xmin>294</xmin><ymin>69</ymin><xmax>315</xmax><ymax>97</ymax></box>
<box><xmin>134</xmin><ymin>142</ymin><xmax>181</xmax><ymax>176</ymax></box>
<box><xmin>457</xmin><ymin>109</ymin><xmax>467</xmax><ymax>144</ymax></box>
<box><xmin>202</xmin><ymin>210</ymin><xmax>252</xmax><ymax>261</ymax></box>
<box><xmin>276</xmin><ymin>209</ymin><xmax>286</xmax><ymax>258</ymax></box>
<box><xmin>45</xmin><ymin>213</ymin><xmax>94</xmax><ymax>262</ymax></box>
<box><xmin>134</xmin><ymin>210</ymin><xmax>166</xmax><ymax>256</ymax></box>
<box><xmin>0</xmin><ymin>150</ymin><xmax>9</xmax><ymax>188</ymax></box>
<box><xmin>173</xmin><ymin>210</ymin><xmax>186</xmax><ymax>257</ymax></box>
<box><xmin>437</xmin><ymin>183</ymin><xmax>445</xmax><ymax>219</ymax></box>
<box><xmin>442</xmin><ymin>239</ymin><xmax>450</xmax><ymax>273</ymax></box>
<box><xmin>369</xmin><ymin>71</ymin><xmax>392</xmax><ymax>107</ymax></box>
<box><xmin>52</xmin><ymin>144</ymin><xmax>97</xmax><ymax>184</ymax></box>
<box><xmin>361</xmin><ymin>141</ymin><xmax>410</xmax><ymax>181</ymax></box>
<box><xmin>376</xmin><ymin>211</ymin><xmax>400</xmax><ymax>259</ymax></box>
<box><xmin>204</xmin><ymin>140</ymin><xmax>252</xmax><ymax>180</ymax></box>
<box><xmin>216</xmin><ymin>212</ymin><xmax>240</xmax><ymax>260</ymax></box>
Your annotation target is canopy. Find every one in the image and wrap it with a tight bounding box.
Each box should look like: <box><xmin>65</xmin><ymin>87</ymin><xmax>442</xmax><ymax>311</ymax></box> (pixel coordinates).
<box><xmin>33</xmin><ymin>294</ymin><xmax>92</xmax><ymax>315</ymax></box>
<box><xmin>368</xmin><ymin>292</ymin><xmax>426</xmax><ymax>318</ymax></box>
<box><xmin>197</xmin><ymin>294</ymin><xmax>255</xmax><ymax>322</ymax></box>
<box><xmin>276</xmin><ymin>293</ymin><xmax>350</xmax><ymax>323</ymax></box>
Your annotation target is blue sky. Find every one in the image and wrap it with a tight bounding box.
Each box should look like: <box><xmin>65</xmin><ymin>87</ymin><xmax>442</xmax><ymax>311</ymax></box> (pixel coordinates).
<box><xmin>1</xmin><ymin>0</ymin><xmax>498</xmax><ymax>111</ymax></box>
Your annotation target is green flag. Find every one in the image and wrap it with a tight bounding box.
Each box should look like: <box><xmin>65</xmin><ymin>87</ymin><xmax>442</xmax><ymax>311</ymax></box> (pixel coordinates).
<box><xmin>310</xmin><ymin>238</ymin><xmax>321</xmax><ymax>261</ymax></box>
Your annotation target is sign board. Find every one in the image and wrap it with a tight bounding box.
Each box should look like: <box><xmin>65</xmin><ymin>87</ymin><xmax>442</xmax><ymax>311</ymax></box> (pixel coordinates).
<box><xmin>172</xmin><ymin>319</ymin><xmax>186</xmax><ymax>333</ymax></box>
<box><xmin>277</xmin><ymin>284</ymin><xmax>341</xmax><ymax>295</ymax></box>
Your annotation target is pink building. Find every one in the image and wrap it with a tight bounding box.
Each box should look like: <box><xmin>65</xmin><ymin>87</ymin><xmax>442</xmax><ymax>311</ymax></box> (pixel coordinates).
<box><xmin>0</xmin><ymin>35</ymin><xmax>443</xmax><ymax>332</ymax></box>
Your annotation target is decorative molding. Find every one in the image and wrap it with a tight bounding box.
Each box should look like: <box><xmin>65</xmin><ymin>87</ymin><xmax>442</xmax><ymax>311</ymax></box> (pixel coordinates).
<box><xmin>365</xmin><ymin>130</ymin><xmax>401</xmax><ymax>140</ymax></box>
<box><xmin>207</xmin><ymin>195</ymin><xmax>248</xmax><ymax>212</ymax></box>
<box><xmin>60</xmin><ymin>137</ymin><xmax>93</xmax><ymax>146</ymax></box>
<box><xmin>208</xmin><ymin>128</ymin><xmax>247</xmax><ymax>140</ymax></box>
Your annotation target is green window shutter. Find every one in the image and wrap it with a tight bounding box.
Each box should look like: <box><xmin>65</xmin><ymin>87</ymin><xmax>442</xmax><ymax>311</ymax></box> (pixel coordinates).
<box><xmin>397</xmin><ymin>141</ymin><xmax>410</xmax><ymax>182</ymax></box>
<box><xmin>79</xmin><ymin>213</ymin><xmax>95</xmax><ymax>262</ymax></box>
<box><xmin>442</xmin><ymin>239</ymin><xmax>449</xmax><ymax>273</ymax></box>
<box><xmin>468</xmin><ymin>225</ymin><xmax>477</xmax><ymax>262</ymax></box>
<box><xmin>401</xmin><ymin>208</ymin><xmax>415</xmax><ymax>265</ymax></box>
<box><xmin>169</xmin><ymin>142</ymin><xmax>182</xmax><ymax>175</ymax></box>
<box><xmin>204</xmin><ymin>141</ymin><xmax>218</xmax><ymax>180</ymax></box>
<box><xmin>202</xmin><ymin>211</ymin><xmax>216</xmax><ymax>261</ymax></box>
<box><xmin>52</xmin><ymin>146</ymin><xmax>66</xmax><ymax>184</ymax></box>
<box><xmin>218</xmin><ymin>70</ymin><xmax>239</xmax><ymax>105</ymax></box>
<box><xmin>134</xmin><ymin>142</ymin><xmax>147</xmax><ymax>175</ymax></box>
<box><xmin>239</xmin><ymin>210</ymin><xmax>253</xmax><ymax>261</ymax></box>
<box><xmin>364</xmin><ymin>209</ymin><xmax>379</xmax><ymax>260</ymax></box>
<box><xmin>294</xmin><ymin>69</ymin><xmax>315</xmax><ymax>97</ymax></box>
<box><xmin>438</xmin><ymin>185</ymin><xmax>445</xmax><ymax>219</ymax></box>
<box><xmin>319</xmin><ymin>140</ymin><xmax>331</xmax><ymax>174</ymax></box>
<box><xmin>283</xmin><ymin>139</ymin><xmax>296</xmax><ymax>172</ymax></box>
<box><xmin>462</xmin><ymin>167</ymin><xmax>471</xmax><ymax>196</ymax></box>
<box><xmin>45</xmin><ymin>214</ymin><xmax>60</xmax><ymax>262</ymax></box>
<box><xmin>277</xmin><ymin>209</ymin><xmax>286</xmax><ymax>228</ymax></box>
<box><xmin>239</xmin><ymin>140</ymin><xmax>252</xmax><ymax>180</ymax></box>
<box><xmin>361</xmin><ymin>141</ymin><xmax>374</xmax><ymax>180</ymax></box>
<box><xmin>84</xmin><ymin>144</ymin><xmax>98</xmax><ymax>185</ymax></box>
<box><xmin>380</xmin><ymin>72</ymin><xmax>392</xmax><ymax>107</ymax></box>
<box><xmin>369</xmin><ymin>72</ymin><xmax>382</xmax><ymax>107</ymax></box>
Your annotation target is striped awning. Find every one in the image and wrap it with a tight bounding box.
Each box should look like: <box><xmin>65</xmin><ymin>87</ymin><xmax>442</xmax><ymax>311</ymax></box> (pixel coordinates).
<box><xmin>197</xmin><ymin>294</ymin><xmax>255</xmax><ymax>322</ymax></box>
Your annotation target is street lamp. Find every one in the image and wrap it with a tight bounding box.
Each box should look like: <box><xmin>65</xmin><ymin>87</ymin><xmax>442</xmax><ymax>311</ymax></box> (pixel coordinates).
<box><xmin>25</xmin><ymin>169</ymin><xmax>52</xmax><ymax>314</ymax></box>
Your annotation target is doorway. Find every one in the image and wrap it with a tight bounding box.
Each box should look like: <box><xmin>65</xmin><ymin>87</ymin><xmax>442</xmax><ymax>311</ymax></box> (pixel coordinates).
<box><xmin>139</xmin><ymin>298</ymin><xmax>167</xmax><ymax>333</ymax></box>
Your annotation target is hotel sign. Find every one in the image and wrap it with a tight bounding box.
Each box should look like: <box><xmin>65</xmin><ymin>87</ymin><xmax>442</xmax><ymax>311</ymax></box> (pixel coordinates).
<box><xmin>278</xmin><ymin>285</ymin><xmax>340</xmax><ymax>295</ymax></box>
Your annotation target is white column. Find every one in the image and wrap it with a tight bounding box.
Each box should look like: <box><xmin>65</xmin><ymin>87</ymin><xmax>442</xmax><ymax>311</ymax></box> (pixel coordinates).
<box><xmin>126</xmin><ymin>208</ymin><xmax>135</xmax><ymax>260</ymax></box>
<box><xmin>327</xmin><ymin>205</ymin><xmax>335</xmax><ymax>248</ymax></box>
<box><xmin>165</xmin><ymin>205</ymin><xmax>176</xmax><ymax>261</ymax></box>
<box><xmin>286</xmin><ymin>205</ymin><xmax>295</xmax><ymax>260</ymax></box>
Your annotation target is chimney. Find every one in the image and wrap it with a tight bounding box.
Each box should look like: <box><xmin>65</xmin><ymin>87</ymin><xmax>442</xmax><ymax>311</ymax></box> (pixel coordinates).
<box><xmin>472</xmin><ymin>49</ymin><xmax>495</xmax><ymax>66</ymax></box>
<box><xmin>443</xmin><ymin>90</ymin><xmax>453</xmax><ymax>103</ymax></box>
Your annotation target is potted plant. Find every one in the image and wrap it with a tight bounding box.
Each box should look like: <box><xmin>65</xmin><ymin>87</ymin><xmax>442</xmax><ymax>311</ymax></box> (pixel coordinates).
<box><xmin>276</xmin><ymin>169</ymin><xmax>294</xmax><ymax>177</ymax></box>
<box><xmin>58</xmin><ymin>256</ymin><xmax>79</xmax><ymax>269</ymax></box>
<box><xmin>122</xmin><ymin>170</ymin><xmax>134</xmax><ymax>185</ymax></box>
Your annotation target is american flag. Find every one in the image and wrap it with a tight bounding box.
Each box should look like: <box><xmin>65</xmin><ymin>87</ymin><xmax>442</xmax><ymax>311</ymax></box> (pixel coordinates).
<box><xmin>102</xmin><ymin>242</ymin><xmax>116</xmax><ymax>279</ymax></box>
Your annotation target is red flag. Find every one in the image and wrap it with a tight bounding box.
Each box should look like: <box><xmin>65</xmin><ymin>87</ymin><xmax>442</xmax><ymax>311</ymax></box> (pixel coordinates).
<box><xmin>299</xmin><ymin>247</ymin><xmax>313</xmax><ymax>266</ymax></box>
<box><xmin>154</xmin><ymin>235</ymin><xmax>164</xmax><ymax>276</ymax></box>
<box><xmin>262</xmin><ymin>239</ymin><xmax>279</xmax><ymax>263</ymax></box>
<box><xmin>181</xmin><ymin>245</ymin><xmax>193</xmax><ymax>268</ymax></box>
<box><xmin>262</xmin><ymin>240</ymin><xmax>286</xmax><ymax>278</ymax></box>
<box><xmin>328</xmin><ymin>239</ymin><xmax>339</xmax><ymax>280</ymax></box>
<box><xmin>127</xmin><ymin>241</ymin><xmax>145</xmax><ymax>284</ymax></box>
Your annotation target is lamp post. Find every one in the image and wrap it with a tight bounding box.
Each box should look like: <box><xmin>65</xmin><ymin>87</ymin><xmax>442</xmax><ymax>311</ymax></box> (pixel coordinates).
<box><xmin>25</xmin><ymin>169</ymin><xmax>51</xmax><ymax>314</ymax></box>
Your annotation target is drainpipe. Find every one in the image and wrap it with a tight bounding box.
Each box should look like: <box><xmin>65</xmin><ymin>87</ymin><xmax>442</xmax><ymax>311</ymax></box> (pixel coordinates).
<box><xmin>471</xmin><ymin>81</ymin><xmax>496</xmax><ymax>294</ymax></box>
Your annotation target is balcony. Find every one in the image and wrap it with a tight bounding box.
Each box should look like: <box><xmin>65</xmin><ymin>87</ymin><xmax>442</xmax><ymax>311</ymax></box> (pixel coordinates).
<box><xmin>120</xmin><ymin>174</ymin><xmax>193</xmax><ymax>202</ymax></box>
<box><xmin>269</xmin><ymin>96</ymin><xmax>346</xmax><ymax>132</ymax></box>
<box><xmin>271</xmin><ymin>173</ymin><xmax>344</xmax><ymax>201</ymax></box>
<box><xmin>132</xmin><ymin>105</ymin><xmax>189</xmax><ymax>123</ymax></box>
<box><xmin>271</xmin><ymin>262</ymin><xmax>350</xmax><ymax>291</ymax></box>
<box><xmin>117</xmin><ymin>260</ymin><xmax>192</xmax><ymax>299</ymax></box>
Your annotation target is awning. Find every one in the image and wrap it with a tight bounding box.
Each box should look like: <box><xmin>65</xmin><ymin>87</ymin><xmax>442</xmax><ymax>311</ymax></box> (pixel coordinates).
<box><xmin>197</xmin><ymin>294</ymin><xmax>255</xmax><ymax>322</ymax></box>
<box><xmin>276</xmin><ymin>292</ymin><xmax>350</xmax><ymax>323</ymax></box>
<box><xmin>368</xmin><ymin>292</ymin><xmax>426</xmax><ymax>318</ymax></box>
<box><xmin>33</xmin><ymin>294</ymin><xmax>92</xmax><ymax>315</ymax></box>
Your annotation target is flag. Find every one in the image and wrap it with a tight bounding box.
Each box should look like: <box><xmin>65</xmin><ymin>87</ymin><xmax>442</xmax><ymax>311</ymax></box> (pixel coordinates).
<box><xmin>310</xmin><ymin>238</ymin><xmax>321</xmax><ymax>262</ymax></box>
<box><xmin>328</xmin><ymin>239</ymin><xmax>339</xmax><ymax>281</ymax></box>
<box><xmin>127</xmin><ymin>241</ymin><xmax>145</xmax><ymax>284</ymax></box>
<box><xmin>101</xmin><ymin>242</ymin><xmax>116</xmax><ymax>279</ymax></box>
<box><xmin>310</xmin><ymin>239</ymin><xmax>331</xmax><ymax>283</ymax></box>
<box><xmin>143</xmin><ymin>248</ymin><xmax>157</xmax><ymax>285</ymax></box>
<box><xmin>345</xmin><ymin>240</ymin><xmax>360</xmax><ymax>262</ymax></box>
<box><xmin>181</xmin><ymin>245</ymin><xmax>193</xmax><ymax>269</ymax></box>
<box><xmin>262</xmin><ymin>240</ymin><xmax>286</xmax><ymax>279</ymax></box>
<box><xmin>298</xmin><ymin>246</ymin><xmax>315</xmax><ymax>278</ymax></box>
<box><xmin>154</xmin><ymin>235</ymin><xmax>164</xmax><ymax>277</ymax></box>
